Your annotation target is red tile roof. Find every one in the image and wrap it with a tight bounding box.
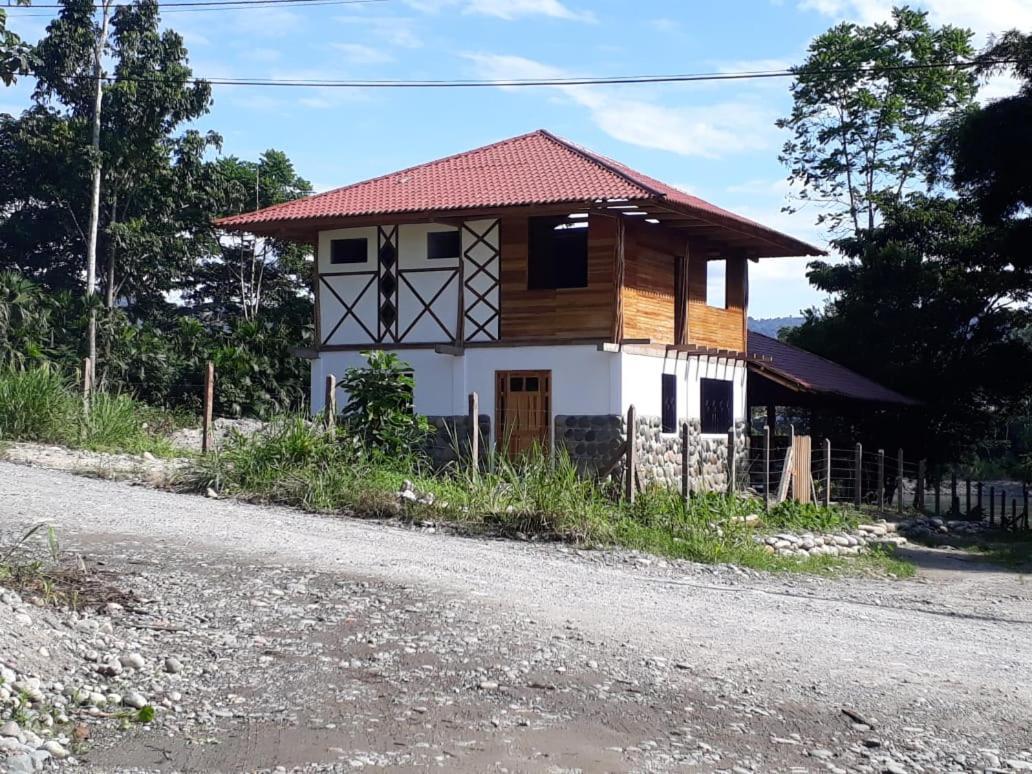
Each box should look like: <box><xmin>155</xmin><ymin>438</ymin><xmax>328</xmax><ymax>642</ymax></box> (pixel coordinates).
<box><xmin>216</xmin><ymin>129</ymin><xmax>823</xmax><ymax>257</ymax></box>
<box><xmin>748</xmin><ymin>331</ymin><xmax>917</xmax><ymax>405</ymax></box>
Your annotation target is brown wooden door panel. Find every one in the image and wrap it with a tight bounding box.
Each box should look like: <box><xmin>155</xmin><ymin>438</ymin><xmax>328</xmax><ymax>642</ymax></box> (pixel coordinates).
<box><xmin>495</xmin><ymin>370</ymin><xmax>551</xmax><ymax>457</ymax></box>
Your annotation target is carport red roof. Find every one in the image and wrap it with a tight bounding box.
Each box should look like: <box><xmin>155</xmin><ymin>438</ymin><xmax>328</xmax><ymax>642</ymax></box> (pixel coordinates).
<box><xmin>748</xmin><ymin>331</ymin><xmax>917</xmax><ymax>405</ymax></box>
<box><xmin>216</xmin><ymin>129</ymin><xmax>824</xmax><ymax>258</ymax></box>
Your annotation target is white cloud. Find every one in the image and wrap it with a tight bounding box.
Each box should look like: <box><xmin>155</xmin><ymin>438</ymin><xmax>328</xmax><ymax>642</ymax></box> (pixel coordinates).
<box><xmin>331</xmin><ymin>43</ymin><xmax>395</xmax><ymax>65</ymax></box>
<box><xmin>797</xmin><ymin>0</ymin><xmax>1032</xmax><ymax>41</ymax></box>
<box><xmin>465</xmin><ymin>53</ymin><xmax>778</xmax><ymax>159</ymax></box>
<box><xmin>405</xmin><ymin>0</ymin><xmax>595</xmax><ymax>22</ymax></box>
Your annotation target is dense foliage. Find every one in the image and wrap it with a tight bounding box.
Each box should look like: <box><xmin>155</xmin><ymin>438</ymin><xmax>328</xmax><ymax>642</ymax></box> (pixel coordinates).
<box><xmin>0</xmin><ymin>0</ymin><xmax>314</xmax><ymax>417</ymax></box>
<box><xmin>783</xmin><ymin>22</ymin><xmax>1032</xmax><ymax>468</ymax></box>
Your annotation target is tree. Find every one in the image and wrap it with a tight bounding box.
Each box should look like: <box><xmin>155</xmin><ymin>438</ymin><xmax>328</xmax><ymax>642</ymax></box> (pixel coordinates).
<box><xmin>787</xmin><ymin>195</ymin><xmax>1032</xmax><ymax>460</ymax></box>
<box><xmin>1</xmin><ymin>6</ymin><xmax>33</xmax><ymax>87</ymax></box>
<box><xmin>777</xmin><ymin>6</ymin><xmax>976</xmax><ymax>235</ymax></box>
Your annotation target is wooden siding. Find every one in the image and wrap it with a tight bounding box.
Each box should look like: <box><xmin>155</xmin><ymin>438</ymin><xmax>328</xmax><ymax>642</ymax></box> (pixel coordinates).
<box><xmin>622</xmin><ymin>242</ymin><xmax>676</xmax><ymax>343</ymax></box>
<box><xmin>686</xmin><ymin>255</ymin><xmax>747</xmax><ymax>351</ymax></box>
<box><xmin>499</xmin><ymin>213</ymin><xmax>616</xmax><ymax>341</ymax></box>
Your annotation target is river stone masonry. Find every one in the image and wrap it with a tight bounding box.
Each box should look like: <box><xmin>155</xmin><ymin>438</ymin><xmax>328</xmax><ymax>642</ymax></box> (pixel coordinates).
<box><xmin>425</xmin><ymin>415</ymin><xmax>490</xmax><ymax>468</ymax></box>
<box><xmin>555</xmin><ymin>415</ymin><xmax>749</xmax><ymax>493</ymax></box>
<box><xmin>756</xmin><ymin>520</ymin><xmax>909</xmax><ymax>557</ymax></box>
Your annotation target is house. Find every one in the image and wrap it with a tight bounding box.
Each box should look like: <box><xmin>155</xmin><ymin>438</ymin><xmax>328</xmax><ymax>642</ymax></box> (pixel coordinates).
<box><xmin>216</xmin><ymin>130</ymin><xmax>824</xmax><ymax>490</ymax></box>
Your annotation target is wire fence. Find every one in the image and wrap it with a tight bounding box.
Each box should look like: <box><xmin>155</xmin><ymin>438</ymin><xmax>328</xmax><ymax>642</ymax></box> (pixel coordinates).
<box><xmin>748</xmin><ymin>432</ymin><xmax>1031</xmax><ymax>530</ymax></box>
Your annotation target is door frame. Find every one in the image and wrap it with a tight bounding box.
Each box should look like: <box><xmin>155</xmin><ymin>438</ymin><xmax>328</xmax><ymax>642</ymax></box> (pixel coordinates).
<box><xmin>494</xmin><ymin>369</ymin><xmax>552</xmax><ymax>456</ymax></box>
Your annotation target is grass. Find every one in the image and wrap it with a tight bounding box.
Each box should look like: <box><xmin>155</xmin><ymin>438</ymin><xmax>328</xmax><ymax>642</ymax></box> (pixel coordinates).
<box><xmin>184</xmin><ymin>417</ymin><xmax>912</xmax><ymax>577</ymax></box>
<box><xmin>0</xmin><ymin>365</ymin><xmax>184</xmax><ymax>457</ymax></box>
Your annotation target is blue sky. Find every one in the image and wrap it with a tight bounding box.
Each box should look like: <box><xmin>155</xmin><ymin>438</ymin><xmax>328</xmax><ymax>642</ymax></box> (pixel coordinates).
<box><xmin>3</xmin><ymin>0</ymin><xmax>1026</xmax><ymax>317</ymax></box>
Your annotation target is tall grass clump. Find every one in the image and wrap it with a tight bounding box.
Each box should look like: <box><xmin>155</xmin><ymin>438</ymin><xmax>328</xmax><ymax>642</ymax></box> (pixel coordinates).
<box><xmin>0</xmin><ymin>365</ymin><xmax>78</xmax><ymax>444</ymax></box>
<box><xmin>78</xmin><ymin>392</ymin><xmax>176</xmax><ymax>455</ymax></box>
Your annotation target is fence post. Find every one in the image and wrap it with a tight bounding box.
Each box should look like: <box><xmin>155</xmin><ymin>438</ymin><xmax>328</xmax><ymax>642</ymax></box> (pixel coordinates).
<box><xmin>950</xmin><ymin>470</ymin><xmax>958</xmax><ymax>514</ymax></box>
<box><xmin>824</xmin><ymin>438</ymin><xmax>831</xmax><ymax>508</ymax></box>
<box><xmin>916</xmin><ymin>459</ymin><xmax>926</xmax><ymax>512</ymax></box>
<box><xmin>854</xmin><ymin>443</ymin><xmax>862</xmax><ymax>508</ymax></box>
<box><xmin>989</xmin><ymin>486</ymin><xmax>995</xmax><ymax>526</ymax></box>
<box><xmin>201</xmin><ymin>360</ymin><xmax>214</xmax><ymax>455</ymax></box>
<box><xmin>1001</xmin><ymin>489</ymin><xmax>1006</xmax><ymax>527</ymax></box>
<box><xmin>468</xmin><ymin>392</ymin><xmax>479</xmax><ymax>474</ymax></box>
<box><xmin>763</xmin><ymin>425</ymin><xmax>771</xmax><ymax>512</ymax></box>
<box><xmin>726</xmin><ymin>427</ymin><xmax>736</xmax><ymax>495</ymax></box>
<box><xmin>877</xmin><ymin>449</ymin><xmax>885</xmax><ymax>511</ymax></box>
<box><xmin>934</xmin><ymin>479</ymin><xmax>941</xmax><ymax>517</ymax></box>
<box><xmin>324</xmin><ymin>374</ymin><xmax>336</xmax><ymax>432</ymax></box>
<box><xmin>965</xmin><ymin>479</ymin><xmax>971</xmax><ymax>517</ymax></box>
<box><xmin>680</xmin><ymin>421</ymin><xmax>690</xmax><ymax>504</ymax></box>
<box><xmin>1024</xmin><ymin>485</ymin><xmax>1029</xmax><ymax>530</ymax></box>
<box><xmin>897</xmin><ymin>448</ymin><xmax>904</xmax><ymax>514</ymax></box>
<box><xmin>1012</xmin><ymin>498</ymin><xmax>1017</xmax><ymax>529</ymax></box>
<box><xmin>82</xmin><ymin>356</ymin><xmax>93</xmax><ymax>412</ymax></box>
<box><xmin>625</xmin><ymin>404</ymin><xmax>636</xmax><ymax>504</ymax></box>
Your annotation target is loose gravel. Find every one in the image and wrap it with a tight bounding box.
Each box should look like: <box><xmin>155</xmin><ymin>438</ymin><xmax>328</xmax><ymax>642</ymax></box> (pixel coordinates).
<box><xmin>1</xmin><ymin>461</ymin><xmax>1031</xmax><ymax>772</ymax></box>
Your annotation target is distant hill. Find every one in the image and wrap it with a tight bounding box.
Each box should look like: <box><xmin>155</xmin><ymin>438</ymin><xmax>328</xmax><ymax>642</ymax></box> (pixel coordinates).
<box><xmin>748</xmin><ymin>316</ymin><xmax>804</xmax><ymax>339</ymax></box>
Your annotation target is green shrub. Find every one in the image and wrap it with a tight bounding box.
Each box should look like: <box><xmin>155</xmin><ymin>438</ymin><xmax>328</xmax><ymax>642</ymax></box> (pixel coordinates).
<box><xmin>0</xmin><ymin>365</ymin><xmax>77</xmax><ymax>443</ymax></box>
<box><xmin>78</xmin><ymin>392</ymin><xmax>175</xmax><ymax>455</ymax></box>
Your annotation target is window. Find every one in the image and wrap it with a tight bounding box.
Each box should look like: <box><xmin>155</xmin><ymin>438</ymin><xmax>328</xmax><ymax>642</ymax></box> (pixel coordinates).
<box><xmin>700</xmin><ymin>378</ymin><xmax>733</xmax><ymax>434</ymax></box>
<box><xmin>427</xmin><ymin>230</ymin><xmax>460</xmax><ymax>260</ymax></box>
<box><xmin>528</xmin><ymin>216</ymin><xmax>588</xmax><ymax>290</ymax></box>
<box><xmin>330</xmin><ymin>237</ymin><xmax>368</xmax><ymax>265</ymax></box>
<box><xmin>706</xmin><ymin>259</ymin><xmax>726</xmax><ymax>309</ymax></box>
<box><xmin>661</xmin><ymin>373</ymin><xmax>677</xmax><ymax>434</ymax></box>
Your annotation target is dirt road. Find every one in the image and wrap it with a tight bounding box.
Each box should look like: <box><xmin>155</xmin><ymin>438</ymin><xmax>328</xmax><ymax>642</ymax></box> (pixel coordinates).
<box><xmin>2</xmin><ymin>461</ymin><xmax>1031</xmax><ymax>772</ymax></box>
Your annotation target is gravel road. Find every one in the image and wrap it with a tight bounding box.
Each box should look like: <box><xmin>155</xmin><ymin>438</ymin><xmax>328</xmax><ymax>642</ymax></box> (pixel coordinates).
<box><xmin>2</xmin><ymin>460</ymin><xmax>1031</xmax><ymax>772</ymax></box>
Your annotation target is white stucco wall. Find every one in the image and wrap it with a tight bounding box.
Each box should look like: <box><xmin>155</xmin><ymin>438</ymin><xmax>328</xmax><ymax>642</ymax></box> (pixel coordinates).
<box><xmin>312</xmin><ymin>346</ymin><xmax>747</xmax><ymax>444</ymax></box>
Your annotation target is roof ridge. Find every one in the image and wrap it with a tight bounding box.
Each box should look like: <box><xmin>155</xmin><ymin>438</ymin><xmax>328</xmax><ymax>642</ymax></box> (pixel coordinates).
<box><xmin>536</xmin><ymin>130</ymin><xmax>664</xmax><ymax>200</ymax></box>
<box><xmin>240</xmin><ymin>129</ymin><xmax>554</xmax><ymax>220</ymax></box>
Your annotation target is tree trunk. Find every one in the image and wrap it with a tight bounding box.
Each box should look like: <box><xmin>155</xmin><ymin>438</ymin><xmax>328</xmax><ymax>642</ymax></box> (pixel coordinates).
<box><xmin>84</xmin><ymin>0</ymin><xmax>113</xmax><ymax>385</ymax></box>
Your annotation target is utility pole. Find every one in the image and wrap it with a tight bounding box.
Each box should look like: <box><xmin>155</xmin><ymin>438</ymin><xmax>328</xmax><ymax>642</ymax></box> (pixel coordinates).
<box><xmin>84</xmin><ymin>0</ymin><xmax>115</xmax><ymax>386</ymax></box>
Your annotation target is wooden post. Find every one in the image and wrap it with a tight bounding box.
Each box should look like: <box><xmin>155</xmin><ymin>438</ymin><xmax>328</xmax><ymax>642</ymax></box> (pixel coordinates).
<box><xmin>965</xmin><ymin>479</ymin><xmax>971</xmax><ymax>517</ymax></box>
<box><xmin>1024</xmin><ymin>485</ymin><xmax>1029</xmax><ymax>530</ymax></box>
<box><xmin>625</xmin><ymin>404</ymin><xmax>636</xmax><ymax>504</ymax></box>
<box><xmin>853</xmin><ymin>443</ymin><xmax>862</xmax><ymax>508</ymax></box>
<box><xmin>916</xmin><ymin>459</ymin><xmax>926</xmax><ymax>512</ymax></box>
<box><xmin>1012</xmin><ymin>498</ymin><xmax>1017</xmax><ymax>529</ymax></box>
<box><xmin>989</xmin><ymin>486</ymin><xmax>995</xmax><ymax>526</ymax></box>
<box><xmin>877</xmin><ymin>449</ymin><xmax>885</xmax><ymax>511</ymax></box>
<box><xmin>1000</xmin><ymin>489</ymin><xmax>1006</xmax><ymax>526</ymax></box>
<box><xmin>977</xmin><ymin>482</ymin><xmax>983</xmax><ymax>516</ymax></box>
<box><xmin>763</xmin><ymin>425</ymin><xmax>771</xmax><ymax>511</ymax></box>
<box><xmin>726</xmin><ymin>427</ymin><xmax>736</xmax><ymax>495</ymax></box>
<box><xmin>680</xmin><ymin>421</ymin><xmax>690</xmax><ymax>503</ymax></box>
<box><xmin>468</xmin><ymin>392</ymin><xmax>479</xmax><ymax>473</ymax></box>
<box><xmin>324</xmin><ymin>374</ymin><xmax>336</xmax><ymax>432</ymax></box>
<box><xmin>201</xmin><ymin>361</ymin><xmax>214</xmax><ymax>455</ymax></box>
<box><xmin>950</xmin><ymin>470</ymin><xmax>958</xmax><ymax>514</ymax></box>
<box><xmin>934</xmin><ymin>479</ymin><xmax>941</xmax><ymax>517</ymax></box>
<box><xmin>897</xmin><ymin>448</ymin><xmax>904</xmax><ymax>514</ymax></box>
<box><xmin>82</xmin><ymin>356</ymin><xmax>93</xmax><ymax>412</ymax></box>
<box><xmin>823</xmin><ymin>438</ymin><xmax>832</xmax><ymax>508</ymax></box>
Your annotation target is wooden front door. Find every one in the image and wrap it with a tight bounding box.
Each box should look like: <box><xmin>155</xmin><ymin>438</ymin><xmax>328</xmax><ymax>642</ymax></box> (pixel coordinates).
<box><xmin>495</xmin><ymin>370</ymin><xmax>551</xmax><ymax>457</ymax></box>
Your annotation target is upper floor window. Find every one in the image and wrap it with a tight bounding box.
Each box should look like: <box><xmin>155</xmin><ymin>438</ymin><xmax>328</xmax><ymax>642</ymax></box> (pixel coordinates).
<box><xmin>427</xmin><ymin>230</ymin><xmax>461</xmax><ymax>260</ymax></box>
<box><xmin>700</xmin><ymin>377</ymin><xmax>733</xmax><ymax>434</ymax></box>
<box><xmin>330</xmin><ymin>237</ymin><xmax>368</xmax><ymax>265</ymax></box>
<box><xmin>706</xmin><ymin>259</ymin><xmax>727</xmax><ymax>309</ymax></box>
<box><xmin>528</xmin><ymin>216</ymin><xmax>588</xmax><ymax>290</ymax></box>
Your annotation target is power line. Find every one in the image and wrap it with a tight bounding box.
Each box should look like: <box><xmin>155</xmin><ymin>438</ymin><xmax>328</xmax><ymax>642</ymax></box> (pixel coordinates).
<box><xmin>87</xmin><ymin>57</ymin><xmax>1026</xmax><ymax>89</ymax></box>
<box><xmin>5</xmin><ymin>0</ymin><xmax>385</xmax><ymax>15</ymax></box>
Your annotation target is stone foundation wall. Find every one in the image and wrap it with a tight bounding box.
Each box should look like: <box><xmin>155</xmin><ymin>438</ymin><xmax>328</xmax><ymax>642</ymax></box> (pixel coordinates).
<box><xmin>554</xmin><ymin>414</ymin><xmax>749</xmax><ymax>493</ymax></box>
<box><xmin>554</xmin><ymin>415</ymin><xmax>625</xmax><ymax>476</ymax></box>
<box><xmin>424</xmin><ymin>415</ymin><xmax>490</xmax><ymax>469</ymax></box>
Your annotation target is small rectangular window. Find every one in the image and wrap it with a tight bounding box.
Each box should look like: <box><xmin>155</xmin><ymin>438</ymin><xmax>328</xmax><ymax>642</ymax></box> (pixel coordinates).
<box><xmin>330</xmin><ymin>237</ymin><xmax>368</xmax><ymax>265</ymax></box>
<box><xmin>528</xmin><ymin>216</ymin><xmax>588</xmax><ymax>290</ymax></box>
<box><xmin>700</xmin><ymin>378</ymin><xmax>733</xmax><ymax>434</ymax></box>
<box><xmin>661</xmin><ymin>373</ymin><xmax>677</xmax><ymax>434</ymax></box>
<box><xmin>427</xmin><ymin>230</ymin><xmax>461</xmax><ymax>260</ymax></box>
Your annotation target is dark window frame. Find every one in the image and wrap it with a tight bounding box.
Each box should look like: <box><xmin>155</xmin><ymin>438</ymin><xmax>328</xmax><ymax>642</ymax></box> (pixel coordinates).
<box><xmin>329</xmin><ymin>237</ymin><xmax>368</xmax><ymax>265</ymax></box>
<box><xmin>661</xmin><ymin>373</ymin><xmax>677</xmax><ymax>434</ymax></box>
<box><xmin>427</xmin><ymin>229</ymin><xmax>461</xmax><ymax>261</ymax></box>
<box><xmin>527</xmin><ymin>216</ymin><xmax>589</xmax><ymax>290</ymax></box>
<box><xmin>700</xmin><ymin>378</ymin><xmax>733</xmax><ymax>435</ymax></box>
